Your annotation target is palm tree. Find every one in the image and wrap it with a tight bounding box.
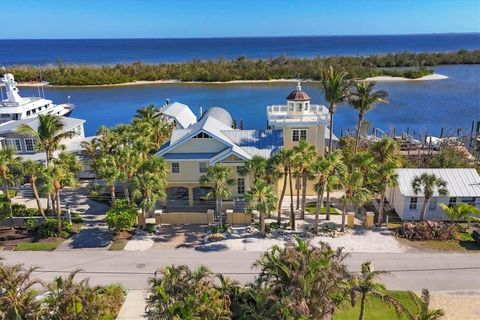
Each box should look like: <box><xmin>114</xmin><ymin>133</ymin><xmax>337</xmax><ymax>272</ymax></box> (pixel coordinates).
<box><xmin>349</xmin><ymin>82</ymin><xmax>389</xmax><ymax>153</ymax></box>
<box><xmin>45</xmin><ymin>153</ymin><xmax>81</xmax><ymax>235</ymax></box>
<box><xmin>293</xmin><ymin>141</ymin><xmax>317</xmax><ymax>219</ymax></box>
<box><xmin>115</xmin><ymin>146</ymin><xmax>143</xmax><ymax>202</ymax></box>
<box><xmin>199</xmin><ymin>164</ymin><xmax>235</xmax><ymax>229</ymax></box>
<box><xmin>132</xmin><ymin>157</ymin><xmax>168</xmax><ymax>222</ymax></box>
<box><xmin>319</xmin><ymin>66</ymin><xmax>351</xmax><ymax>154</ymax></box>
<box><xmin>240</xmin><ymin>155</ymin><xmax>267</xmax><ymax>183</ymax></box>
<box><xmin>439</xmin><ymin>203</ymin><xmax>480</xmax><ymax>225</ymax></box>
<box><xmin>0</xmin><ymin>262</ymin><xmax>44</xmax><ymax>319</ymax></box>
<box><xmin>17</xmin><ymin>114</ymin><xmax>77</xmax><ymax>166</ymax></box>
<box><xmin>20</xmin><ymin>160</ymin><xmax>46</xmax><ymax>219</ymax></box>
<box><xmin>411</xmin><ymin>173</ymin><xmax>448</xmax><ymax>221</ymax></box>
<box><xmin>409</xmin><ymin>289</ymin><xmax>444</xmax><ymax>320</ymax></box>
<box><xmin>375</xmin><ymin>163</ymin><xmax>398</xmax><ymax>226</ymax></box>
<box><xmin>95</xmin><ymin>155</ymin><xmax>121</xmax><ymax>204</ymax></box>
<box><xmin>312</xmin><ymin>150</ymin><xmax>345</xmax><ymax>231</ymax></box>
<box><xmin>134</xmin><ymin>104</ymin><xmax>159</xmax><ymax>122</ymax></box>
<box><xmin>339</xmin><ymin>168</ymin><xmax>371</xmax><ymax>232</ymax></box>
<box><xmin>350</xmin><ymin>262</ymin><xmax>407</xmax><ymax>320</ymax></box>
<box><xmin>370</xmin><ymin>137</ymin><xmax>402</xmax><ymax>166</ymax></box>
<box><xmin>245</xmin><ymin>180</ymin><xmax>277</xmax><ymax>237</ymax></box>
<box><xmin>0</xmin><ymin>148</ymin><xmax>19</xmax><ymax>229</ymax></box>
<box><xmin>271</xmin><ymin>149</ymin><xmax>294</xmax><ymax>225</ymax></box>
<box><xmin>18</xmin><ymin>114</ymin><xmax>77</xmax><ymax>211</ymax></box>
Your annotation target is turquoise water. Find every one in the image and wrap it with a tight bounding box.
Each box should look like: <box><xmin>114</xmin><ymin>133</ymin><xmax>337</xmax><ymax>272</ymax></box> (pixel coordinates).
<box><xmin>15</xmin><ymin>64</ymin><xmax>480</xmax><ymax>137</ymax></box>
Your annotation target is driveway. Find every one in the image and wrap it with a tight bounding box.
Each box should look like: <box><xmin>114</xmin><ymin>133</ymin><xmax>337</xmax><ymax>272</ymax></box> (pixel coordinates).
<box><xmin>56</xmin><ymin>184</ymin><xmax>112</xmax><ymax>250</ymax></box>
<box><xmin>152</xmin><ymin>224</ymin><xmax>208</xmax><ymax>249</ymax></box>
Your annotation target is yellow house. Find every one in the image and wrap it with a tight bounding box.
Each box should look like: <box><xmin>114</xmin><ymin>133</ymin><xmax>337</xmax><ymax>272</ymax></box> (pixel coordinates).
<box><xmin>157</xmin><ymin>83</ymin><xmax>336</xmax><ymax>209</ymax></box>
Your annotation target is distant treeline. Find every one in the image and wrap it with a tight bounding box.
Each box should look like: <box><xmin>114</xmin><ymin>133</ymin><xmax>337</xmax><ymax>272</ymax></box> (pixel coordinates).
<box><xmin>6</xmin><ymin>49</ymin><xmax>480</xmax><ymax>85</ymax></box>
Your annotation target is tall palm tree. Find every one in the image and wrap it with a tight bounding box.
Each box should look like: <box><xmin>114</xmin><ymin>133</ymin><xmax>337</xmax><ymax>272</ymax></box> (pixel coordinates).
<box><xmin>240</xmin><ymin>155</ymin><xmax>268</xmax><ymax>183</ymax></box>
<box><xmin>370</xmin><ymin>137</ymin><xmax>402</xmax><ymax>166</ymax></box>
<box><xmin>199</xmin><ymin>164</ymin><xmax>235</xmax><ymax>229</ymax></box>
<box><xmin>245</xmin><ymin>181</ymin><xmax>277</xmax><ymax>237</ymax></box>
<box><xmin>374</xmin><ymin>163</ymin><xmax>398</xmax><ymax>226</ymax></box>
<box><xmin>409</xmin><ymin>289</ymin><xmax>444</xmax><ymax>320</ymax></box>
<box><xmin>349</xmin><ymin>82</ymin><xmax>389</xmax><ymax>153</ymax></box>
<box><xmin>319</xmin><ymin>66</ymin><xmax>351</xmax><ymax>154</ymax></box>
<box><xmin>134</xmin><ymin>104</ymin><xmax>159</xmax><ymax>122</ymax></box>
<box><xmin>45</xmin><ymin>153</ymin><xmax>81</xmax><ymax>235</ymax></box>
<box><xmin>20</xmin><ymin>160</ymin><xmax>46</xmax><ymax>219</ymax></box>
<box><xmin>17</xmin><ymin>114</ymin><xmax>76</xmax><ymax>166</ymax></box>
<box><xmin>350</xmin><ymin>262</ymin><xmax>407</xmax><ymax>320</ymax></box>
<box><xmin>293</xmin><ymin>141</ymin><xmax>317</xmax><ymax>219</ymax></box>
<box><xmin>339</xmin><ymin>168</ymin><xmax>371</xmax><ymax>232</ymax></box>
<box><xmin>312</xmin><ymin>150</ymin><xmax>345</xmax><ymax>231</ymax></box>
<box><xmin>95</xmin><ymin>155</ymin><xmax>121</xmax><ymax>204</ymax></box>
<box><xmin>0</xmin><ymin>148</ymin><xmax>19</xmax><ymax>229</ymax></box>
<box><xmin>132</xmin><ymin>157</ymin><xmax>168</xmax><ymax>222</ymax></box>
<box><xmin>115</xmin><ymin>146</ymin><xmax>143</xmax><ymax>202</ymax></box>
<box><xmin>411</xmin><ymin>173</ymin><xmax>448</xmax><ymax>221</ymax></box>
<box><xmin>271</xmin><ymin>149</ymin><xmax>294</xmax><ymax>225</ymax></box>
<box><xmin>18</xmin><ymin>114</ymin><xmax>77</xmax><ymax>211</ymax></box>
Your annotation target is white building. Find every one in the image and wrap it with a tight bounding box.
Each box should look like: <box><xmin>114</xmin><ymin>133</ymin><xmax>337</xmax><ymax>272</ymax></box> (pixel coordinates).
<box><xmin>386</xmin><ymin>168</ymin><xmax>480</xmax><ymax>220</ymax></box>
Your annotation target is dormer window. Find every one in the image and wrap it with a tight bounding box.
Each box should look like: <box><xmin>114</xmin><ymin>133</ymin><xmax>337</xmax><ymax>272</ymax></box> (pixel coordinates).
<box><xmin>194</xmin><ymin>132</ymin><xmax>211</xmax><ymax>139</ymax></box>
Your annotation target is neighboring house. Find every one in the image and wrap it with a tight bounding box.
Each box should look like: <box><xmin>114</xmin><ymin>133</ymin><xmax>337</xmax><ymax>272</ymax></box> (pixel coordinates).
<box><xmin>386</xmin><ymin>168</ymin><xmax>480</xmax><ymax>220</ymax></box>
<box><xmin>156</xmin><ymin>83</ymin><xmax>336</xmax><ymax>208</ymax></box>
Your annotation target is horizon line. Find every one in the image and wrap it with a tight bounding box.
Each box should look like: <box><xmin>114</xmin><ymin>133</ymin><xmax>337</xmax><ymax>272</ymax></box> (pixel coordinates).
<box><xmin>1</xmin><ymin>32</ymin><xmax>479</xmax><ymax>41</ymax></box>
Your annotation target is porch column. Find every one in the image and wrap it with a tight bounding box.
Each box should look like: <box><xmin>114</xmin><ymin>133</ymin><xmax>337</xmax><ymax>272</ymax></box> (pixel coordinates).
<box><xmin>188</xmin><ymin>187</ymin><xmax>194</xmax><ymax>207</ymax></box>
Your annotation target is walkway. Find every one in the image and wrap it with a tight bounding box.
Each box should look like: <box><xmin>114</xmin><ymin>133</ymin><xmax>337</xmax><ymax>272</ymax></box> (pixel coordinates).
<box><xmin>56</xmin><ymin>183</ymin><xmax>112</xmax><ymax>250</ymax></box>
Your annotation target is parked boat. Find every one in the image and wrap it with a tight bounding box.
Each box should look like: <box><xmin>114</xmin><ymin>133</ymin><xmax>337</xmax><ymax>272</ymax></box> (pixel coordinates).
<box><xmin>0</xmin><ymin>73</ymin><xmax>74</xmax><ymax>123</ymax></box>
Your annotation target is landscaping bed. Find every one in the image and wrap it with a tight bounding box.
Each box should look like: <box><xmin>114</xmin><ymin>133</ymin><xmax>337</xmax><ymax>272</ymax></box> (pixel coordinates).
<box><xmin>306</xmin><ymin>202</ymin><xmax>340</xmax><ymax>214</ymax></box>
<box><xmin>110</xmin><ymin>230</ymin><xmax>133</xmax><ymax>251</ymax></box>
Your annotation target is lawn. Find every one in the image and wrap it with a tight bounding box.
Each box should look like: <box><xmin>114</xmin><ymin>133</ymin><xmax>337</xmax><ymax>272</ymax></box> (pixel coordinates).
<box><xmin>334</xmin><ymin>290</ymin><xmax>420</xmax><ymax>320</ymax></box>
<box><xmin>306</xmin><ymin>203</ymin><xmax>340</xmax><ymax>215</ymax></box>
<box><xmin>15</xmin><ymin>241</ymin><xmax>61</xmax><ymax>251</ymax></box>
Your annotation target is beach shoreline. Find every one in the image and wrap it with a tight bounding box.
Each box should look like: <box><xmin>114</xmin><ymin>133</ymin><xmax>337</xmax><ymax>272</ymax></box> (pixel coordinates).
<box><xmin>14</xmin><ymin>74</ymin><xmax>448</xmax><ymax>88</ymax></box>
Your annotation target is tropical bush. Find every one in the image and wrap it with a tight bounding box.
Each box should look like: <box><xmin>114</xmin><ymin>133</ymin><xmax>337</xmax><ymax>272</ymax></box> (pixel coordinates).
<box><xmin>105</xmin><ymin>199</ymin><xmax>138</xmax><ymax>233</ymax></box>
<box><xmin>0</xmin><ymin>262</ymin><xmax>126</xmax><ymax>320</ymax></box>
<box><xmin>8</xmin><ymin>203</ymin><xmax>39</xmax><ymax>217</ymax></box>
<box><xmin>146</xmin><ymin>265</ymin><xmax>233</xmax><ymax>319</ymax></box>
<box><xmin>397</xmin><ymin>221</ymin><xmax>458</xmax><ymax>241</ymax></box>
<box><xmin>26</xmin><ymin>217</ymin><xmax>74</xmax><ymax>239</ymax></box>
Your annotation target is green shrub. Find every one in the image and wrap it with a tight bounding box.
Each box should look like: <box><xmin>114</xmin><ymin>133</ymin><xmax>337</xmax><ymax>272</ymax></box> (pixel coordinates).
<box><xmin>27</xmin><ymin>218</ymin><xmax>73</xmax><ymax>238</ymax></box>
<box><xmin>10</xmin><ymin>203</ymin><xmax>40</xmax><ymax>217</ymax></box>
<box><xmin>105</xmin><ymin>200</ymin><xmax>138</xmax><ymax>233</ymax></box>
<box><xmin>209</xmin><ymin>223</ymin><xmax>230</xmax><ymax>234</ymax></box>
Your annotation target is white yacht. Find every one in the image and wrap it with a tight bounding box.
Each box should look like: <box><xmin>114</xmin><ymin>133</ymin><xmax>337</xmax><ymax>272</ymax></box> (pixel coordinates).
<box><xmin>0</xmin><ymin>73</ymin><xmax>74</xmax><ymax>123</ymax></box>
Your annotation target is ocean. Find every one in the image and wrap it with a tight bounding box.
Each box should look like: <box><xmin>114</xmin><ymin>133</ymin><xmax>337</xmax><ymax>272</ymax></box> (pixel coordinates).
<box><xmin>1</xmin><ymin>33</ymin><xmax>479</xmax><ymax>65</ymax></box>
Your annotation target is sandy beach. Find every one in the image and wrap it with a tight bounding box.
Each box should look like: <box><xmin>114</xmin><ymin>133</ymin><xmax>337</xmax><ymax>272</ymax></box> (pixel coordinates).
<box><xmin>14</xmin><ymin>74</ymin><xmax>448</xmax><ymax>88</ymax></box>
<box><xmin>363</xmin><ymin>73</ymin><xmax>448</xmax><ymax>82</ymax></box>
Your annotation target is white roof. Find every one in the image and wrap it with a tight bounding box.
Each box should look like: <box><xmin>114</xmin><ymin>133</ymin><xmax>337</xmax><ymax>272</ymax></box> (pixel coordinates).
<box><xmin>395</xmin><ymin>168</ymin><xmax>480</xmax><ymax>197</ymax></box>
<box><xmin>0</xmin><ymin>116</ymin><xmax>85</xmax><ymax>135</ymax></box>
<box><xmin>159</xmin><ymin>102</ymin><xmax>197</xmax><ymax>129</ymax></box>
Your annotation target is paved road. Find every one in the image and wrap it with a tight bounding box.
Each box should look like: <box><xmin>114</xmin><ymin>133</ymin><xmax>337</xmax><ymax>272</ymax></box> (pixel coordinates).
<box><xmin>2</xmin><ymin>249</ymin><xmax>479</xmax><ymax>292</ymax></box>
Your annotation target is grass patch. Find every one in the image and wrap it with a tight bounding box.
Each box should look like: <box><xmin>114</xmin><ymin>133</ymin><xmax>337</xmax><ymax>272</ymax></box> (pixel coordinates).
<box><xmin>15</xmin><ymin>241</ymin><xmax>61</xmax><ymax>251</ymax></box>
<box><xmin>306</xmin><ymin>203</ymin><xmax>339</xmax><ymax>215</ymax></box>
<box><xmin>109</xmin><ymin>239</ymin><xmax>127</xmax><ymax>251</ymax></box>
<box><xmin>334</xmin><ymin>290</ymin><xmax>419</xmax><ymax>320</ymax></box>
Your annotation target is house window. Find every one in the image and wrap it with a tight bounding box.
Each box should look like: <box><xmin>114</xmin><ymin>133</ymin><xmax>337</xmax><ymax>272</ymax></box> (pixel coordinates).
<box><xmin>5</xmin><ymin>139</ymin><xmax>22</xmax><ymax>152</ymax></box>
<box><xmin>448</xmin><ymin>197</ymin><xmax>457</xmax><ymax>207</ymax></box>
<box><xmin>24</xmin><ymin>139</ymin><xmax>35</xmax><ymax>152</ymax></box>
<box><xmin>199</xmin><ymin>162</ymin><xmax>207</xmax><ymax>173</ymax></box>
<box><xmin>296</xmin><ymin>103</ymin><xmax>302</xmax><ymax>111</ymax></box>
<box><xmin>428</xmin><ymin>198</ymin><xmax>437</xmax><ymax>211</ymax></box>
<box><xmin>409</xmin><ymin>197</ymin><xmax>418</xmax><ymax>210</ymax></box>
<box><xmin>237</xmin><ymin>178</ymin><xmax>245</xmax><ymax>194</ymax></box>
<box><xmin>288</xmin><ymin>103</ymin><xmax>294</xmax><ymax>111</ymax></box>
<box><xmin>171</xmin><ymin>162</ymin><xmax>180</xmax><ymax>174</ymax></box>
<box><xmin>461</xmin><ymin>197</ymin><xmax>476</xmax><ymax>205</ymax></box>
<box><xmin>292</xmin><ymin>129</ymin><xmax>307</xmax><ymax>142</ymax></box>
<box><xmin>194</xmin><ymin>132</ymin><xmax>211</xmax><ymax>139</ymax></box>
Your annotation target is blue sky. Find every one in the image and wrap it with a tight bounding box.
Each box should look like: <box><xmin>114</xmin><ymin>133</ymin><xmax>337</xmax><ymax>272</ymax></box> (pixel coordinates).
<box><xmin>0</xmin><ymin>0</ymin><xmax>479</xmax><ymax>39</ymax></box>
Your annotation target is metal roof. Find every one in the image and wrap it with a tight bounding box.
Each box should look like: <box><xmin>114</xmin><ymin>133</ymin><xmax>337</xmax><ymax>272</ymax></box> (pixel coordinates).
<box><xmin>222</xmin><ymin>129</ymin><xmax>283</xmax><ymax>158</ymax></box>
<box><xmin>159</xmin><ymin>102</ymin><xmax>197</xmax><ymax>129</ymax></box>
<box><xmin>200</xmin><ymin>107</ymin><xmax>233</xmax><ymax>127</ymax></box>
<box><xmin>0</xmin><ymin>116</ymin><xmax>85</xmax><ymax>135</ymax></box>
<box><xmin>162</xmin><ymin>153</ymin><xmax>217</xmax><ymax>160</ymax></box>
<box><xmin>394</xmin><ymin>168</ymin><xmax>480</xmax><ymax>197</ymax></box>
